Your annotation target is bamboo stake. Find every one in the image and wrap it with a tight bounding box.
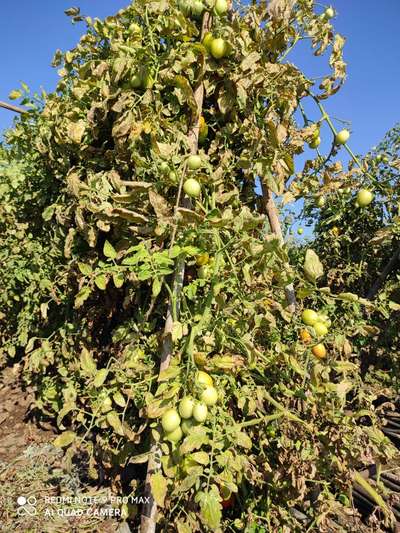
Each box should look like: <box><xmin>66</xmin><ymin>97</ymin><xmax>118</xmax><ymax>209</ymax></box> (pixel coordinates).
<box><xmin>140</xmin><ymin>12</ymin><xmax>212</xmax><ymax>533</ymax></box>
<box><xmin>260</xmin><ymin>180</ymin><xmax>296</xmax><ymax>312</ymax></box>
<box><xmin>0</xmin><ymin>101</ymin><xmax>26</xmax><ymax>114</ymax></box>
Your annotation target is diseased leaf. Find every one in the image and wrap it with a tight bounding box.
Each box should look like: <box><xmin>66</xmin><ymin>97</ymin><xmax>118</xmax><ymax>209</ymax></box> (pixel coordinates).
<box><xmin>150</xmin><ymin>471</ymin><xmax>168</xmax><ymax>508</ymax></box>
<box><xmin>103</xmin><ymin>240</ymin><xmax>117</xmax><ymax>259</ymax></box>
<box><xmin>304</xmin><ymin>249</ymin><xmax>324</xmax><ymax>282</ymax></box>
<box><xmin>53</xmin><ymin>431</ymin><xmax>76</xmax><ymax>448</ymax></box>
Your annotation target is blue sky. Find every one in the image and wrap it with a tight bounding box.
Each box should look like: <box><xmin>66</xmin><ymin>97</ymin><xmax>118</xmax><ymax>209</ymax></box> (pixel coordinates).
<box><xmin>1</xmin><ymin>0</ymin><xmax>399</xmax><ymax>156</ymax></box>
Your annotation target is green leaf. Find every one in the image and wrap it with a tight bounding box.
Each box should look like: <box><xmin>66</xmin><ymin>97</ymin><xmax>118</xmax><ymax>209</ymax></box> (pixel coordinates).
<box><xmin>113</xmin><ymin>272</ymin><xmax>124</xmax><ymax>288</ymax></box>
<box><xmin>78</xmin><ymin>262</ymin><xmax>93</xmax><ymax>276</ymax></box>
<box><xmin>80</xmin><ymin>346</ymin><xmax>97</xmax><ymax>375</ymax></box>
<box><xmin>180</xmin><ymin>426</ymin><xmax>209</xmax><ymax>454</ymax></box>
<box><xmin>93</xmin><ymin>368</ymin><xmax>108</xmax><ymax>387</ymax></box>
<box><xmin>103</xmin><ymin>240</ymin><xmax>117</xmax><ymax>259</ymax></box>
<box><xmin>94</xmin><ymin>274</ymin><xmax>107</xmax><ymax>290</ymax></box>
<box><xmin>106</xmin><ymin>411</ymin><xmax>125</xmax><ymax>436</ymax></box>
<box><xmin>74</xmin><ymin>286</ymin><xmax>91</xmax><ymax>308</ymax></box>
<box><xmin>53</xmin><ymin>431</ymin><xmax>76</xmax><ymax>448</ymax></box>
<box><xmin>152</xmin><ymin>277</ymin><xmax>162</xmax><ymax>298</ymax></box>
<box><xmin>113</xmin><ymin>391</ymin><xmax>126</xmax><ymax>408</ymax></box>
<box><xmin>190</xmin><ymin>451</ymin><xmax>209</xmax><ymax>465</ymax></box>
<box><xmin>196</xmin><ymin>489</ymin><xmax>222</xmax><ymax>529</ymax></box>
<box><xmin>150</xmin><ymin>471</ymin><xmax>168</xmax><ymax>508</ymax></box>
<box><xmin>303</xmin><ymin>249</ymin><xmax>324</xmax><ymax>283</ymax></box>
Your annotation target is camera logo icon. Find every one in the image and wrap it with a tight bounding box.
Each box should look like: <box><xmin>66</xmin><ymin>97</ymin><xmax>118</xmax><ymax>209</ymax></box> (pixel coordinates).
<box><xmin>17</xmin><ymin>495</ymin><xmax>37</xmax><ymax>516</ymax></box>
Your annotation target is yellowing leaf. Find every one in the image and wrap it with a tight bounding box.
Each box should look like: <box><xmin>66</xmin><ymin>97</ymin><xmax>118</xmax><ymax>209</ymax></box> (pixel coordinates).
<box><xmin>93</xmin><ymin>368</ymin><xmax>108</xmax><ymax>387</ymax></box>
<box><xmin>303</xmin><ymin>249</ymin><xmax>324</xmax><ymax>283</ymax></box>
<box><xmin>103</xmin><ymin>240</ymin><xmax>117</xmax><ymax>259</ymax></box>
<box><xmin>106</xmin><ymin>411</ymin><xmax>125</xmax><ymax>436</ymax></box>
<box><xmin>53</xmin><ymin>431</ymin><xmax>76</xmax><ymax>448</ymax></box>
<box><xmin>150</xmin><ymin>471</ymin><xmax>168</xmax><ymax>508</ymax></box>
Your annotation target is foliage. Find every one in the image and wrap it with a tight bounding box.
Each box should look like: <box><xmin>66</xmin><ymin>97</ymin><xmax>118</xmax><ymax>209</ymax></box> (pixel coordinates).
<box><xmin>1</xmin><ymin>1</ymin><xmax>398</xmax><ymax>531</ymax></box>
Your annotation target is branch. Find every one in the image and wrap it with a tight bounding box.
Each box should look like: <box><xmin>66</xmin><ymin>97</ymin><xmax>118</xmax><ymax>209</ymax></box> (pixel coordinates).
<box><xmin>140</xmin><ymin>12</ymin><xmax>212</xmax><ymax>533</ymax></box>
<box><xmin>0</xmin><ymin>101</ymin><xmax>26</xmax><ymax>114</ymax></box>
<box><xmin>260</xmin><ymin>180</ymin><xmax>297</xmax><ymax>312</ymax></box>
<box><xmin>366</xmin><ymin>244</ymin><xmax>400</xmax><ymax>300</ymax></box>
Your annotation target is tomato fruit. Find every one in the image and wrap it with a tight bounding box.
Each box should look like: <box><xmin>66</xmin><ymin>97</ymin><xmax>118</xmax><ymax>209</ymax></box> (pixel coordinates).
<box><xmin>164</xmin><ymin>426</ymin><xmax>183</xmax><ymax>443</ymax></box>
<box><xmin>193</xmin><ymin>402</ymin><xmax>208</xmax><ymax>422</ymax></box>
<box><xmin>200</xmin><ymin>386</ymin><xmax>218</xmax><ymax>406</ymax></box>
<box><xmin>183</xmin><ymin>178</ymin><xmax>201</xmax><ymax>197</ymax></box>
<box><xmin>192</xmin><ymin>1</ymin><xmax>205</xmax><ymax>17</ymax></box>
<box><xmin>131</xmin><ymin>73</ymin><xmax>142</xmax><ymax>88</ymax></box>
<box><xmin>187</xmin><ymin>154</ymin><xmax>202</xmax><ymax>170</ymax></box>
<box><xmin>169</xmin><ymin>171</ymin><xmax>178</xmax><ymax>183</ymax></box>
<box><xmin>302</xmin><ymin>309</ymin><xmax>319</xmax><ymax>326</ymax></box>
<box><xmin>178</xmin><ymin>397</ymin><xmax>194</xmax><ymax>419</ymax></box>
<box><xmin>324</xmin><ymin>7</ymin><xmax>335</xmax><ymax>19</ymax></box>
<box><xmin>313</xmin><ymin>321</ymin><xmax>328</xmax><ymax>337</ymax></box>
<box><xmin>312</xmin><ymin>343</ymin><xmax>327</xmax><ymax>359</ymax></box>
<box><xmin>196</xmin><ymin>371</ymin><xmax>213</xmax><ymax>386</ymax></box>
<box><xmin>297</xmin><ymin>227</ymin><xmax>303</xmax><ymax>235</ymax></box>
<box><xmin>159</xmin><ymin>162</ymin><xmax>169</xmax><ymax>174</ymax></box>
<box><xmin>214</xmin><ymin>0</ymin><xmax>228</xmax><ymax>16</ymax></box>
<box><xmin>181</xmin><ymin>418</ymin><xmax>199</xmax><ymax>435</ymax></box>
<box><xmin>300</xmin><ymin>329</ymin><xmax>312</xmax><ymax>343</ymax></box>
<box><xmin>161</xmin><ymin>408</ymin><xmax>181</xmax><ymax>432</ymax></box>
<box><xmin>309</xmin><ymin>136</ymin><xmax>321</xmax><ymax>149</ymax></box>
<box><xmin>210</xmin><ymin>38</ymin><xmax>229</xmax><ymax>59</ymax></box>
<box><xmin>335</xmin><ymin>129</ymin><xmax>350</xmax><ymax>145</ymax></box>
<box><xmin>356</xmin><ymin>189</ymin><xmax>374</xmax><ymax>207</ymax></box>
<box><xmin>202</xmin><ymin>32</ymin><xmax>213</xmax><ymax>51</ymax></box>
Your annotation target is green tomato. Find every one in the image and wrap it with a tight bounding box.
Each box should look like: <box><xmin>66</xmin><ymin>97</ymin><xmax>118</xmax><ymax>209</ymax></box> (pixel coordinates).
<box><xmin>193</xmin><ymin>402</ymin><xmax>208</xmax><ymax>422</ymax></box>
<box><xmin>202</xmin><ymin>32</ymin><xmax>213</xmax><ymax>51</ymax></box>
<box><xmin>128</xmin><ymin>23</ymin><xmax>141</xmax><ymax>34</ymax></box>
<box><xmin>164</xmin><ymin>426</ymin><xmax>183</xmax><ymax>443</ymax></box>
<box><xmin>131</xmin><ymin>73</ymin><xmax>142</xmax><ymax>88</ymax></box>
<box><xmin>324</xmin><ymin>7</ymin><xmax>335</xmax><ymax>19</ymax></box>
<box><xmin>178</xmin><ymin>397</ymin><xmax>194</xmax><ymax>419</ymax></box>
<box><xmin>195</xmin><ymin>371</ymin><xmax>213</xmax><ymax>386</ymax></box>
<box><xmin>335</xmin><ymin>129</ymin><xmax>350</xmax><ymax>145</ymax></box>
<box><xmin>313</xmin><ymin>321</ymin><xmax>328</xmax><ymax>337</ymax></box>
<box><xmin>159</xmin><ymin>162</ymin><xmax>169</xmax><ymax>174</ymax></box>
<box><xmin>200</xmin><ymin>386</ymin><xmax>218</xmax><ymax>406</ymax></box>
<box><xmin>187</xmin><ymin>154</ymin><xmax>202</xmax><ymax>170</ymax></box>
<box><xmin>210</xmin><ymin>38</ymin><xmax>229</xmax><ymax>59</ymax></box>
<box><xmin>169</xmin><ymin>171</ymin><xmax>178</xmax><ymax>183</ymax></box>
<box><xmin>214</xmin><ymin>0</ymin><xmax>228</xmax><ymax>16</ymax></box>
<box><xmin>297</xmin><ymin>227</ymin><xmax>303</xmax><ymax>235</ymax></box>
<box><xmin>192</xmin><ymin>1</ymin><xmax>205</xmax><ymax>17</ymax></box>
<box><xmin>183</xmin><ymin>178</ymin><xmax>201</xmax><ymax>198</ymax></box>
<box><xmin>181</xmin><ymin>418</ymin><xmax>199</xmax><ymax>435</ymax></box>
<box><xmin>302</xmin><ymin>309</ymin><xmax>319</xmax><ymax>326</ymax></box>
<box><xmin>356</xmin><ymin>189</ymin><xmax>374</xmax><ymax>207</ymax></box>
<box><xmin>161</xmin><ymin>408</ymin><xmax>181</xmax><ymax>432</ymax></box>
<box><xmin>309</xmin><ymin>136</ymin><xmax>321</xmax><ymax>149</ymax></box>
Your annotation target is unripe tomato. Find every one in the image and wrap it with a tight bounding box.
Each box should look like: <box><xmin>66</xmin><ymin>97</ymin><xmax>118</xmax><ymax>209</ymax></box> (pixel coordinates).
<box><xmin>202</xmin><ymin>32</ymin><xmax>213</xmax><ymax>51</ymax></box>
<box><xmin>300</xmin><ymin>329</ymin><xmax>312</xmax><ymax>343</ymax></box>
<box><xmin>312</xmin><ymin>343</ymin><xmax>327</xmax><ymax>359</ymax></box>
<box><xmin>309</xmin><ymin>136</ymin><xmax>321</xmax><ymax>149</ymax></box>
<box><xmin>178</xmin><ymin>397</ymin><xmax>194</xmax><ymax>419</ymax></box>
<box><xmin>302</xmin><ymin>309</ymin><xmax>319</xmax><ymax>326</ymax></box>
<box><xmin>131</xmin><ymin>73</ymin><xmax>142</xmax><ymax>88</ymax></box>
<box><xmin>316</xmin><ymin>196</ymin><xmax>325</xmax><ymax>208</ymax></box>
<box><xmin>183</xmin><ymin>178</ymin><xmax>201</xmax><ymax>197</ymax></box>
<box><xmin>196</xmin><ymin>253</ymin><xmax>210</xmax><ymax>266</ymax></box>
<box><xmin>324</xmin><ymin>7</ymin><xmax>335</xmax><ymax>19</ymax></box>
<box><xmin>335</xmin><ymin>129</ymin><xmax>350</xmax><ymax>145</ymax></box>
<box><xmin>210</xmin><ymin>38</ymin><xmax>229</xmax><ymax>59</ymax></box>
<box><xmin>187</xmin><ymin>154</ymin><xmax>202</xmax><ymax>170</ymax></box>
<box><xmin>195</xmin><ymin>371</ymin><xmax>213</xmax><ymax>387</ymax></box>
<box><xmin>356</xmin><ymin>189</ymin><xmax>374</xmax><ymax>207</ymax></box>
<box><xmin>164</xmin><ymin>426</ymin><xmax>183</xmax><ymax>443</ymax></box>
<box><xmin>376</xmin><ymin>154</ymin><xmax>383</xmax><ymax>162</ymax></box>
<box><xmin>169</xmin><ymin>171</ymin><xmax>178</xmax><ymax>183</ymax></box>
<box><xmin>313</xmin><ymin>321</ymin><xmax>328</xmax><ymax>337</ymax></box>
<box><xmin>382</xmin><ymin>155</ymin><xmax>389</xmax><ymax>164</ymax></box>
<box><xmin>214</xmin><ymin>0</ymin><xmax>228</xmax><ymax>16</ymax></box>
<box><xmin>193</xmin><ymin>402</ymin><xmax>208</xmax><ymax>422</ymax></box>
<box><xmin>181</xmin><ymin>418</ymin><xmax>198</xmax><ymax>435</ymax></box>
<box><xmin>161</xmin><ymin>409</ymin><xmax>181</xmax><ymax>432</ymax></box>
<box><xmin>297</xmin><ymin>227</ymin><xmax>303</xmax><ymax>235</ymax></box>
<box><xmin>192</xmin><ymin>1</ymin><xmax>205</xmax><ymax>17</ymax></box>
<box><xmin>159</xmin><ymin>162</ymin><xmax>169</xmax><ymax>174</ymax></box>
<box><xmin>200</xmin><ymin>386</ymin><xmax>218</xmax><ymax>406</ymax></box>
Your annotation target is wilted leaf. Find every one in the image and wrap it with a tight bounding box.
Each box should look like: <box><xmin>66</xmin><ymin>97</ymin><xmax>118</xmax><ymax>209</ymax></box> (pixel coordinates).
<box><xmin>150</xmin><ymin>471</ymin><xmax>168</xmax><ymax>507</ymax></box>
<box><xmin>304</xmin><ymin>249</ymin><xmax>324</xmax><ymax>282</ymax></box>
<box><xmin>53</xmin><ymin>431</ymin><xmax>76</xmax><ymax>448</ymax></box>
